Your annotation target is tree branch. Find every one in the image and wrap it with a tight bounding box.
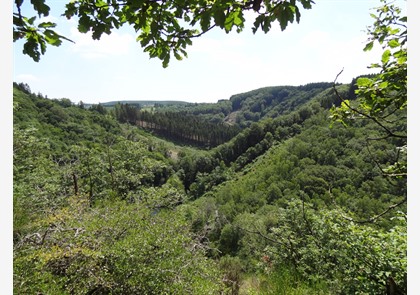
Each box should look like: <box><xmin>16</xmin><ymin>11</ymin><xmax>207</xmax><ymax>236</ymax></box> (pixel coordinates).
<box><xmin>333</xmin><ymin>69</ymin><xmax>406</xmax><ymax>139</ymax></box>
<box><xmin>327</xmin><ymin>185</ymin><xmax>406</xmax><ymax>224</ymax></box>
<box><xmin>339</xmin><ymin>197</ymin><xmax>407</xmax><ymax>224</ymax></box>
<box><xmin>238</xmin><ymin>225</ymin><xmax>283</xmax><ymax>246</ymax></box>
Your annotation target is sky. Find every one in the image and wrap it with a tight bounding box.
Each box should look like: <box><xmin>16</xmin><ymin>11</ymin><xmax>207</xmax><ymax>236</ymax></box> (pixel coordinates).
<box><xmin>12</xmin><ymin>0</ymin><xmax>407</xmax><ymax>105</ymax></box>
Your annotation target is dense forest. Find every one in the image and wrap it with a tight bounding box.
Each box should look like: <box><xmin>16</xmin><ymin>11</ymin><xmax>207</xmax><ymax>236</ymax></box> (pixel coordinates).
<box><xmin>13</xmin><ymin>0</ymin><xmax>407</xmax><ymax>293</ymax></box>
<box><xmin>13</xmin><ymin>73</ymin><xmax>406</xmax><ymax>294</ymax></box>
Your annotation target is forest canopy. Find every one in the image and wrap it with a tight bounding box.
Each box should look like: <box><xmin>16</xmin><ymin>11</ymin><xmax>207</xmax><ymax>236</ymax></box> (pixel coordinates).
<box><xmin>12</xmin><ymin>0</ymin><xmax>408</xmax><ymax>293</ymax></box>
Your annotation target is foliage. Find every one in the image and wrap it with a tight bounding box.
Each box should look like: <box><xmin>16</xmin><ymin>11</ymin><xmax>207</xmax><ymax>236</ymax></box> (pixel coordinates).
<box><xmin>13</xmin><ymin>84</ymin><xmax>232</xmax><ymax>293</ymax></box>
<box><xmin>13</xmin><ymin>84</ymin><xmax>177</xmax><ymax>231</ymax></box>
<box><xmin>242</xmin><ymin>113</ymin><xmax>401</xmax><ymax>216</ymax></box>
<box><xmin>14</xmin><ymin>0</ymin><xmax>314</xmax><ymax>66</ymax></box>
<box><xmin>13</xmin><ymin>0</ymin><xmax>408</xmax><ymax>286</ymax></box>
<box><xmin>182</xmin><ymin>92</ymin><xmax>406</xmax><ymax>291</ymax></box>
<box><xmin>330</xmin><ymin>0</ymin><xmax>407</xmax><ymax>179</ymax></box>
<box><xmin>134</xmin><ymin>83</ymin><xmax>334</xmax><ymax>148</ymax></box>
<box><xmin>154</xmin><ymin>100</ymin><xmax>233</xmax><ymax>118</ymax></box>
<box><xmin>252</xmin><ymin>266</ymin><xmax>331</xmax><ymax>295</ymax></box>
<box><xmin>13</xmin><ymin>125</ymin><xmax>68</xmax><ymax>231</ymax></box>
<box><xmin>137</xmin><ymin>110</ymin><xmax>241</xmax><ymax>147</ymax></box>
<box><xmin>13</xmin><ymin>0</ymin><xmax>74</xmax><ymax>62</ymax></box>
<box><xmin>14</xmin><ymin>197</ymin><xmax>225</xmax><ymax>294</ymax></box>
<box><xmin>247</xmin><ymin>200</ymin><xmax>407</xmax><ymax>294</ymax></box>
<box><xmin>229</xmin><ymin>83</ymin><xmax>334</xmax><ymax>128</ymax></box>
<box><xmin>14</xmin><ymin>68</ymin><xmax>407</xmax><ymax>292</ymax></box>
<box><xmin>114</xmin><ymin>102</ymin><xmax>141</xmax><ymax>124</ymax></box>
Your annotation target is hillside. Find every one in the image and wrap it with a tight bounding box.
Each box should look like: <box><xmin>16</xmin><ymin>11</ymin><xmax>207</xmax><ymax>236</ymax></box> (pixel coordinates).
<box><xmin>100</xmin><ymin>100</ymin><xmax>190</xmax><ymax>106</ymax></box>
<box><xmin>107</xmin><ymin>82</ymin><xmax>343</xmax><ymax>148</ymax></box>
<box><xmin>13</xmin><ymin>81</ymin><xmax>407</xmax><ymax>294</ymax></box>
<box><xmin>137</xmin><ymin>82</ymin><xmax>340</xmax><ymax>129</ymax></box>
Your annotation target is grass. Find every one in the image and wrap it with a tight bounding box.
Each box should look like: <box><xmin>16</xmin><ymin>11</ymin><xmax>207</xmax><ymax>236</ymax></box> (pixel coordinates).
<box><xmin>238</xmin><ymin>267</ymin><xmax>332</xmax><ymax>295</ymax></box>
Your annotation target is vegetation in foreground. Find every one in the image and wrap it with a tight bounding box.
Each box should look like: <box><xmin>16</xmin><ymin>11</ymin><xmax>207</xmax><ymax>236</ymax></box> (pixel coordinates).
<box><xmin>13</xmin><ymin>1</ymin><xmax>406</xmax><ymax>293</ymax></box>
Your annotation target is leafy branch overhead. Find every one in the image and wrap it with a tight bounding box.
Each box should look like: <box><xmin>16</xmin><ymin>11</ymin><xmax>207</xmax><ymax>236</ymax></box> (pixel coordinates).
<box><xmin>13</xmin><ymin>0</ymin><xmax>314</xmax><ymax>66</ymax></box>
<box><xmin>13</xmin><ymin>0</ymin><xmax>74</xmax><ymax>62</ymax></box>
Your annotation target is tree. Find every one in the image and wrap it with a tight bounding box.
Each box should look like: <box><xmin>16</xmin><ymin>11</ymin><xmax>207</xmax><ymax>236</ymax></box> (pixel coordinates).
<box><xmin>14</xmin><ymin>197</ymin><xmax>225</xmax><ymax>294</ymax></box>
<box><xmin>13</xmin><ymin>0</ymin><xmax>314</xmax><ymax>66</ymax></box>
<box><xmin>330</xmin><ymin>0</ymin><xmax>406</xmax><ymax>183</ymax></box>
<box><xmin>239</xmin><ymin>200</ymin><xmax>407</xmax><ymax>294</ymax></box>
<box><xmin>328</xmin><ymin>0</ymin><xmax>406</xmax><ymax>226</ymax></box>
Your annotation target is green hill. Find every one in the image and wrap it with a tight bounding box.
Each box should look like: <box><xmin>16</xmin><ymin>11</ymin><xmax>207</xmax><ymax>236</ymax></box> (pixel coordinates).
<box><xmin>13</xmin><ymin>80</ymin><xmax>406</xmax><ymax>294</ymax></box>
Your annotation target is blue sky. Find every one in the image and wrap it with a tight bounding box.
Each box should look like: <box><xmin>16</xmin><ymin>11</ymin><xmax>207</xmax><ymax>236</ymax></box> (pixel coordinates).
<box><xmin>12</xmin><ymin>0</ymin><xmax>406</xmax><ymax>104</ymax></box>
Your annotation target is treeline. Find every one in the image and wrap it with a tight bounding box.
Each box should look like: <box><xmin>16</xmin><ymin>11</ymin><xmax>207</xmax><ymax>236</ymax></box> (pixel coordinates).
<box><xmin>143</xmin><ymin>82</ymin><xmax>339</xmax><ymax>130</ymax></box>
<box><xmin>13</xmin><ymin>79</ymin><xmax>407</xmax><ymax>294</ymax></box>
<box><xmin>229</xmin><ymin>82</ymin><xmax>336</xmax><ymax>127</ymax></box>
<box><xmin>13</xmin><ymin>82</ymin><xmax>225</xmax><ymax>294</ymax></box>
<box><xmin>177</xmin><ymin>85</ymin><xmax>348</xmax><ymax>192</ymax></box>
<box><xmin>13</xmin><ymin>84</ymin><xmax>174</xmax><ymax>200</ymax></box>
<box><xmin>176</xmin><ymin>83</ymin><xmax>406</xmax><ymax>293</ymax></box>
<box><xmin>108</xmin><ymin>101</ymin><xmax>241</xmax><ymax>147</ymax></box>
<box><xmin>114</xmin><ymin>102</ymin><xmax>141</xmax><ymax>124</ymax></box>
<box><xmin>137</xmin><ymin>110</ymin><xmax>241</xmax><ymax>147</ymax></box>
<box><xmin>155</xmin><ymin>99</ymin><xmax>232</xmax><ymax>115</ymax></box>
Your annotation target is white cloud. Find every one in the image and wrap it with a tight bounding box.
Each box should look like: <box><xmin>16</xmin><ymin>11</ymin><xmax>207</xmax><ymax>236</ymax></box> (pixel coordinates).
<box><xmin>69</xmin><ymin>27</ymin><xmax>135</xmax><ymax>59</ymax></box>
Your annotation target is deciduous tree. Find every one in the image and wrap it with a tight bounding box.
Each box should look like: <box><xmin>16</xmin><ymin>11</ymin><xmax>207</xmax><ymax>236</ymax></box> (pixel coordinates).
<box><xmin>14</xmin><ymin>0</ymin><xmax>314</xmax><ymax>66</ymax></box>
<box><xmin>330</xmin><ymin>0</ymin><xmax>406</xmax><ymax>179</ymax></box>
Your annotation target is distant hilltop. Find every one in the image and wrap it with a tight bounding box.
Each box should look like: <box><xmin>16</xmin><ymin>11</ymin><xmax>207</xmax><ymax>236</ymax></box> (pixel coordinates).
<box><xmin>89</xmin><ymin>100</ymin><xmax>191</xmax><ymax>108</ymax></box>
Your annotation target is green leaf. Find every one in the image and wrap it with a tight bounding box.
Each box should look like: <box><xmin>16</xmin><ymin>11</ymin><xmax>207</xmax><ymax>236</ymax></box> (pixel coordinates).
<box><xmin>44</xmin><ymin>30</ymin><xmax>62</xmax><ymax>46</ymax></box>
<box><xmin>30</xmin><ymin>0</ymin><xmax>50</xmax><ymax>17</ymax></box>
<box><xmin>363</xmin><ymin>41</ymin><xmax>374</xmax><ymax>51</ymax></box>
<box><xmin>278</xmin><ymin>6</ymin><xmax>290</xmax><ymax>31</ymax></box>
<box><xmin>263</xmin><ymin>18</ymin><xmax>272</xmax><ymax>33</ymax></box>
<box><xmin>252</xmin><ymin>15</ymin><xmax>265</xmax><ymax>34</ymax></box>
<box><xmin>162</xmin><ymin>54</ymin><xmax>170</xmax><ymax>68</ymax></box>
<box><xmin>379</xmin><ymin>81</ymin><xmax>388</xmax><ymax>89</ymax></box>
<box><xmin>39</xmin><ymin>38</ymin><xmax>47</xmax><ymax>54</ymax></box>
<box><xmin>295</xmin><ymin>6</ymin><xmax>301</xmax><ymax>23</ymax></box>
<box><xmin>78</xmin><ymin>15</ymin><xmax>91</xmax><ymax>33</ymax></box>
<box><xmin>179</xmin><ymin>48</ymin><xmax>187</xmax><ymax>58</ymax></box>
<box><xmin>92</xmin><ymin>24</ymin><xmax>106</xmax><ymax>40</ymax></box>
<box><xmin>356</xmin><ymin>77</ymin><xmax>371</xmax><ymax>87</ymax></box>
<box><xmin>63</xmin><ymin>2</ymin><xmax>77</xmax><ymax>19</ymax></box>
<box><xmin>388</xmin><ymin>39</ymin><xmax>400</xmax><ymax>48</ymax></box>
<box><xmin>214</xmin><ymin>10</ymin><xmax>225</xmax><ymax>27</ymax></box>
<box><xmin>397</xmin><ymin>56</ymin><xmax>406</xmax><ymax>64</ymax></box>
<box><xmin>234</xmin><ymin>11</ymin><xmax>244</xmax><ymax>26</ymax></box>
<box><xmin>341</xmin><ymin>100</ymin><xmax>350</xmax><ymax>109</ymax></box>
<box><xmin>199</xmin><ymin>11</ymin><xmax>211</xmax><ymax>31</ymax></box>
<box><xmin>27</xmin><ymin>16</ymin><xmax>37</xmax><ymax>25</ymax></box>
<box><xmin>300</xmin><ymin>0</ymin><xmax>313</xmax><ymax>9</ymax></box>
<box><xmin>224</xmin><ymin>9</ymin><xmax>244</xmax><ymax>33</ymax></box>
<box><xmin>95</xmin><ymin>0</ymin><xmax>107</xmax><ymax>8</ymax></box>
<box><xmin>38</xmin><ymin>22</ymin><xmax>56</xmax><ymax>28</ymax></box>
<box><xmin>23</xmin><ymin>37</ymin><xmax>41</xmax><ymax>62</ymax></box>
<box><xmin>381</xmin><ymin>49</ymin><xmax>391</xmax><ymax>64</ymax></box>
<box><xmin>174</xmin><ymin>51</ymin><xmax>183</xmax><ymax>61</ymax></box>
